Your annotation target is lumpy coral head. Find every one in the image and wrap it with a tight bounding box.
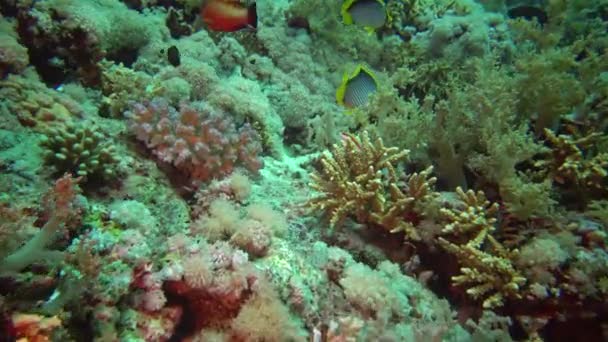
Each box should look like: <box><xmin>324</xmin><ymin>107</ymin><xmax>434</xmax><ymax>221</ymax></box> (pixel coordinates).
<box><xmin>126</xmin><ymin>99</ymin><xmax>263</xmax><ymax>182</ymax></box>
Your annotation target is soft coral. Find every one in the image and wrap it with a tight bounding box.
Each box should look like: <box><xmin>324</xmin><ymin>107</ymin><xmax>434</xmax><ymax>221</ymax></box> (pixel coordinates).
<box><xmin>0</xmin><ymin>174</ymin><xmax>81</xmax><ymax>273</ymax></box>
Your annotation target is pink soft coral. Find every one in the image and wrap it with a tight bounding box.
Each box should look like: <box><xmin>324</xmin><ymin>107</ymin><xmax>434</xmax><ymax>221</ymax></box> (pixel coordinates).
<box><xmin>126</xmin><ymin>99</ymin><xmax>263</xmax><ymax>182</ymax></box>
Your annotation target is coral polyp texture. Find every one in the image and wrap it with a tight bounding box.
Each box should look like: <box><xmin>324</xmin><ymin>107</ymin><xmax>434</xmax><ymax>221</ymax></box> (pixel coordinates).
<box><xmin>126</xmin><ymin>99</ymin><xmax>263</xmax><ymax>182</ymax></box>
<box><xmin>39</xmin><ymin>121</ymin><xmax>120</xmax><ymax>180</ymax></box>
<box><xmin>2</xmin><ymin>0</ymin><xmax>608</xmax><ymax>341</ymax></box>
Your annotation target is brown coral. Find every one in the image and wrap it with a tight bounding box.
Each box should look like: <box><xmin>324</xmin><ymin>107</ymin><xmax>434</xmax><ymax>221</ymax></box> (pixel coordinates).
<box><xmin>440</xmin><ymin>187</ymin><xmax>499</xmax><ymax>248</ymax></box>
<box><xmin>438</xmin><ymin>236</ymin><xmax>526</xmax><ymax>309</ymax></box>
<box><xmin>307</xmin><ymin>131</ymin><xmax>437</xmax><ymax>240</ymax></box>
<box><xmin>535</xmin><ymin>128</ymin><xmax>608</xmax><ymax>192</ymax></box>
<box><xmin>0</xmin><ymin>74</ymin><xmax>83</xmax><ymax>128</ymax></box>
<box><xmin>438</xmin><ymin>188</ymin><xmax>528</xmax><ymax>308</ymax></box>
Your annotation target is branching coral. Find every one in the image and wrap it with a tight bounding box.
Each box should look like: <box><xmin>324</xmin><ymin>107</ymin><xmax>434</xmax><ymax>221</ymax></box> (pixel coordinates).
<box><xmin>126</xmin><ymin>98</ymin><xmax>263</xmax><ymax>183</ymax></box>
<box><xmin>372</xmin><ymin>166</ymin><xmax>437</xmax><ymax>240</ymax></box>
<box><xmin>535</xmin><ymin>128</ymin><xmax>608</xmax><ymax>194</ymax></box>
<box><xmin>438</xmin><ymin>236</ymin><xmax>526</xmax><ymax>309</ymax></box>
<box><xmin>308</xmin><ymin>131</ymin><xmax>409</xmax><ymax>227</ymax></box>
<box><xmin>439</xmin><ymin>188</ymin><xmax>526</xmax><ymax>308</ymax></box>
<box><xmin>440</xmin><ymin>187</ymin><xmax>499</xmax><ymax>248</ymax></box>
<box><xmin>307</xmin><ymin>131</ymin><xmax>437</xmax><ymax>240</ymax></box>
<box><xmin>40</xmin><ymin>121</ymin><xmax>120</xmax><ymax>180</ymax></box>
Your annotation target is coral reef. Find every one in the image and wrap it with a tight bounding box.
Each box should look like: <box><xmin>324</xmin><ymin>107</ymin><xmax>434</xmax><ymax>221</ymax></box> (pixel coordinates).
<box><xmin>1</xmin><ymin>0</ymin><xmax>607</xmax><ymax>340</ymax></box>
<box><xmin>15</xmin><ymin>0</ymin><xmax>162</xmax><ymax>85</ymax></box>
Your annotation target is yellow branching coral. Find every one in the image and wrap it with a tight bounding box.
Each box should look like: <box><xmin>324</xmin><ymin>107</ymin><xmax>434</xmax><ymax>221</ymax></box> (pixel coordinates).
<box><xmin>536</xmin><ymin>128</ymin><xmax>608</xmax><ymax>190</ymax></box>
<box><xmin>438</xmin><ymin>187</ymin><xmax>527</xmax><ymax>308</ymax></box>
<box><xmin>440</xmin><ymin>187</ymin><xmax>499</xmax><ymax>248</ymax></box>
<box><xmin>308</xmin><ymin>131</ymin><xmax>408</xmax><ymax>228</ymax></box>
<box><xmin>438</xmin><ymin>236</ymin><xmax>526</xmax><ymax>309</ymax></box>
<box><xmin>371</xmin><ymin>166</ymin><xmax>437</xmax><ymax>240</ymax></box>
<box><xmin>307</xmin><ymin>131</ymin><xmax>437</xmax><ymax>240</ymax></box>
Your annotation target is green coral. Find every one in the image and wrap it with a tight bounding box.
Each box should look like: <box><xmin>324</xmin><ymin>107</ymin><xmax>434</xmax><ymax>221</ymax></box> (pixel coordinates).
<box><xmin>40</xmin><ymin>121</ymin><xmax>120</xmax><ymax>180</ymax></box>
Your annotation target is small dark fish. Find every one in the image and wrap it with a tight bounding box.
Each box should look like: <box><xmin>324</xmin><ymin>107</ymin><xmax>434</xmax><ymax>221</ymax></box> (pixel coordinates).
<box><xmin>167</xmin><ymin>45</ymin><xmax>180</xmax><ymax>67</ymax></box>
<box><xmin>507</xmin><ymin>5</ymin><xmax>548</xmax><ymax>25</ymax></box>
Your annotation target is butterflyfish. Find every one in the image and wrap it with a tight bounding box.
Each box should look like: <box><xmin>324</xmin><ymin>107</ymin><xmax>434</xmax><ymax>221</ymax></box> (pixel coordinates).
<box><xmin>336</xmin><ymin>65</ymin><xmax>378</xmax><ymax>110</ymax></box>
<box><xmin>341</xmin><ymin>0</ymin><xmax>387</xmax><ymax>32</ymax></box>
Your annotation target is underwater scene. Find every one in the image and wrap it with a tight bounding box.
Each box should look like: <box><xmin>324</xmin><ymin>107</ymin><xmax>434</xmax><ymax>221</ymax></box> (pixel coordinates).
<box><xmin>0</xmin><ymin>0</ymin><xmax>607</xmax><ymax>340</ymax></box>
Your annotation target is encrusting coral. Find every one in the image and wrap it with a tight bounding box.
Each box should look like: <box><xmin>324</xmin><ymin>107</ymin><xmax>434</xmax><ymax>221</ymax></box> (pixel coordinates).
<box><xmin>0</xmin><ymin>73</ymin><xmax>84</xmax><ymax>128</ymax></box>
<box><xmin>0</xmin><ymin>18</ymin><xmax>29</xmax><ymax>77</ymax></box>
<box><xmin>307</xmin><ymin>131</ymin><xmax>437</xmax><ymax>241</ymax></box>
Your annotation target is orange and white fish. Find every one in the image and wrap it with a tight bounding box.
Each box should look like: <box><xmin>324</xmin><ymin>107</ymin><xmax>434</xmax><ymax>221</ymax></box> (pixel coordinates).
<box><xmin>201</xmin><ymin>0</ymin><xmax>257</xmax><ymax>32</ymax></box>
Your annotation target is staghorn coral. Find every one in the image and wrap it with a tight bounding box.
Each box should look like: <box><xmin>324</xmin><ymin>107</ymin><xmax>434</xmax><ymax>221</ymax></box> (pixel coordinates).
<box><xmin>126</xmin><ymin>98</ymin><xmax>263</xmax><ymax>183</ymax></box>
<box><xmin>39</xmin><ymin>121</ymin><xmax>120</xmax><ymax>180</ymax></box>
<box><xmin>372</xmin><ymin>166</ymin><xmax>438</xmax><ymax>241</ymax></box>
<box><xmin>308</xmin><ymin>131</ymin><xmax>409</xmax><ymax>228</ymax></box>
<box><xmin>440</xmin><ymin>187</ymin><xmax>499</xmax><ymax>248</ymax></box>
<box><xmin>438</xmin><ymin>187</ymin><xmax>529</xmax><ymax>308</ymax></box>
<box><xmin>535</xmin><ymin>128</ymin><xmax>608</xmax><ymax>195</ymax></box>
<box><xmin>307</xmin><ymin>131</ymin><xmax>437</xmax><ymax>240</ymax></box>
<box><xmin>438</xmin><ymin>236</ymin><xmax>526</xmax><ymax>309</ymax></box>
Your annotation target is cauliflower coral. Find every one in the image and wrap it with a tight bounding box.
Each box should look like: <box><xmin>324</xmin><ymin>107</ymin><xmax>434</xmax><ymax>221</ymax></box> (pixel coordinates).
<box><xmin>126</xmin><ymin>98</ymin><xmax>263</xmax><ymax>182</ymax></box>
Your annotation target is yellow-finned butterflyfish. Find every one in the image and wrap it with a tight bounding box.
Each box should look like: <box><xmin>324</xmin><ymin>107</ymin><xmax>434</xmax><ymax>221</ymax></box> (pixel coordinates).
<box><xmin>336</xmin><ymin>65</ymin><xmax>378</xmax><ymax>111</ymax></box>
<box><xmin>341</xmin><ymin>0</ymin><xmax>387</xmax><ymax>32</ymax></box>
